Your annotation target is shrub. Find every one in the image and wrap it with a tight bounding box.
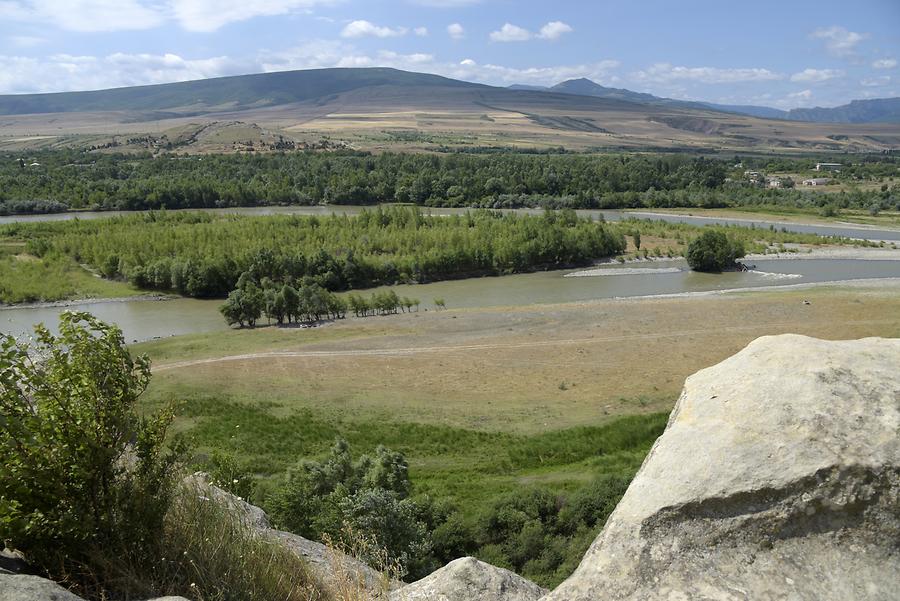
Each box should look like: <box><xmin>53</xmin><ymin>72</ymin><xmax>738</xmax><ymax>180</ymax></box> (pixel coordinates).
<box><xmin>267</xmin><ymin>438</ymin><xmax>438</xmax><ymax>580</ymax></box>
<box><xmin>685</xmin><ymin>230</ymin><xmax>745</xmax><ymax>272</ymax></box>
<box><xmin>0</xmin><ymin>312</ymin><xmax>180</xmax><ymax>594</ymax></box>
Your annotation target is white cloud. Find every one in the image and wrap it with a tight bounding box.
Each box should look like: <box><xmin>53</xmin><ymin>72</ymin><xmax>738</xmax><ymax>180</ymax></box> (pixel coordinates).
<box><xmin>861</xmin><ymin>75</ymin><xmax>891</xmax><ymax>87</ymax></box>
<box><xmin>788</xmin><ymin>89</ymin><xmax>813</xmax><ymax>100</ymax></box>
<box><xmin>789</xmin><ymin>68</ymin><xmax>843</xmax><ymax>83</ymax></box>
<box><xmin>810</xmin><ymin>26</ymin><xmax>868</xmax><ymax>58</ymax></box>
<box><xmin>0</xmin><ymin>0</ymin><xmax>342</xmax><ymax>33</ymax></box>
<box><xmin>341</xmin><ymin>20</ymin><xmax>408</xmax><ymax>38</ymax></box>
<box><xmin>632</xmin><ymin>63</ymin><xmax>783</xmax><ymax>84</ymax></box>
<box><xmin>446</xmin><ymin>22</ymin><xmax>465</xmax><ymax>39</ymax></box>
<box><xmin>0</xmin><ymin>44</ymin><xmax>623</xmax><ymax>94</ymax></box>
<box><xmin>168</xmin><ymin>0</ymin><xmax>340</xmax><ymax>32</ymax></box>
<box><xmin>490</xmin><ymin>21</ymin><xmax>572</xmax><ymax>43</ymax></box>
<box><xmin>0</xmin><ymin>0</ymin><xmax>164</xmax><ymax>32</ymax></box>
<box><xmin>872</xmin><ymin>58</ymin><xmax>897</xmax><ymax>70</ymax></box>
<box><xmin>490</xmin><ymin>23</ymin><xmax>532</xmax><ymax>42</ymax></box>
<box><xmin>536</xmin><ymin>21</ymin><xmax>572</xmax><ymax>40</ymax></box>
<box><xmin>0</xmin><ymin>51</ymin><xmax>250</xmax><ymax>93</ymax></box>
<box><xmin>414</xmin><ymin>26</ymin><xmax>428</xmax><ymax>36</ymax></box>
<box><xmin>451</xmin><ymin>59</ymin><xmax>620</xmax><ymax>85</ymax></box>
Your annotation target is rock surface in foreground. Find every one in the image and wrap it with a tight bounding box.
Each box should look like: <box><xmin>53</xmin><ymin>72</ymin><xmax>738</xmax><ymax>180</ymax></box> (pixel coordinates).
<box><xmin>543</xmin><ymin>334</ymin><xmax>900</xmax><ymax>601</ymax></box>
<box><xmin>390</xmin><ymin>557</ymin><xmax>547</xmax><ymax>601</ymax></box>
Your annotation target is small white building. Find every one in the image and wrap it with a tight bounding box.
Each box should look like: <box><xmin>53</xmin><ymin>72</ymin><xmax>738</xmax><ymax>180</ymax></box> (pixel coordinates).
<box><xmin>802</xmin><ymin>177</ymin><xmax>832</xmax><ymax>186</ymax></box>
<box><xmin>815</xmin><ymin>162</ymin><xmax>842</xmax><ymax>172</ymax></box>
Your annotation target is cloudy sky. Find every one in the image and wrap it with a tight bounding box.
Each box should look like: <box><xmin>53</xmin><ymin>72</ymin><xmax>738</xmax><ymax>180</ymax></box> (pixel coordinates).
<box><xmin>1</xmin><ymin>0</ymin><xmax>898</xmax><ymax>108</ymax></box>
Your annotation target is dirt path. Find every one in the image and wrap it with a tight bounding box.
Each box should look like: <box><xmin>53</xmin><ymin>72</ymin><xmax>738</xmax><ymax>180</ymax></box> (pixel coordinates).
<box><xmin>154</xmin><ymin>317</ymin><xmax>897</xmax><ymax>372</ymax></box>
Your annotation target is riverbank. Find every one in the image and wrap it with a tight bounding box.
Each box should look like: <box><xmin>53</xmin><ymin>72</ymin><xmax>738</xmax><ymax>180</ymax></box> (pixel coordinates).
<box><xmin>627</xmin><ymin>207</ymin><xmax>900</xmax><ymax>230</ymax></box>
<box><xmin>0</xmin><ymin>293</ymin><xmax>176</xmax><ymax>311</ymax></box>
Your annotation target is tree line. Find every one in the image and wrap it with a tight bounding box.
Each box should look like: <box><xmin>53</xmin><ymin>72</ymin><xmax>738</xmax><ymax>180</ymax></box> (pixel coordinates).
<box><xmin>220</xmin><ymin>274</ymin><xmax>422</xmax><ymax>328</ymax></box>
<box><xmin>4</xmin><ymin>149</ymin><xmax>897</xmax><ymax>215</ymax></box>
<box><xmin>2</xmin><ymin>207</ymin><xmax>623</xmax><ymax>300</ymax></box>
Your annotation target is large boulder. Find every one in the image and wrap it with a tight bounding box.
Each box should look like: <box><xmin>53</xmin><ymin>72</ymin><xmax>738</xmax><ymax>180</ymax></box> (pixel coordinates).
<box><xmin>0</xmin><ymin>573</ymin><xmax>85</xmax><ymax>601</ymax></box>
<box><xmin>543</xmin><ymin>335</ymin><xmax>900</xmax><ymax>601</ymax></box>
<box><xmin>390</xmin><ymin>557</ymin><xmax>547</xmax><ymax>601</ymax></box>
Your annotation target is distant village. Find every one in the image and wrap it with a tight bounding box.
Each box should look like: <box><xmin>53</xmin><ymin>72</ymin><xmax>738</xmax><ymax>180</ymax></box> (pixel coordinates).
<box><xmin>736</xmin><ymin>161</ymin><xmax>842</xmax><ymax>189</ymax></box>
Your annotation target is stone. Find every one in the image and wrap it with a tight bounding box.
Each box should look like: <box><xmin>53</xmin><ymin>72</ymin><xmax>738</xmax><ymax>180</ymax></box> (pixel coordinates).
<box><xmin>184</xmin><ymin>472</ymin><xmax>270</xmax><ymax>529</ymax></box>
<box><xmin>390</xmin><ymin>557</ymin><xmax>547</xmax><ymax>601</ymax></box>
<box><xmin>0</xmin><ymin>573</ymin><xmax>86</xmax><ymax>601</ymax></box>
<box><xmin>542</xmin><ymin>335</ymin><xmax>900</xmax><ymax>601</ymax></box>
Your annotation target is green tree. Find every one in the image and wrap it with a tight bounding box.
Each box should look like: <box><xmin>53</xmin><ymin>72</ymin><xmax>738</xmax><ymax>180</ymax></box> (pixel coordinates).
<box><xmin>685</xmin><ymin>230</ymin><xmax>745</xmax><ymax>272</ymax></box>
<box><xmin>0</xmin><ymin>312</ymin><xmax>179</xmax><ymax>583</ymax></box>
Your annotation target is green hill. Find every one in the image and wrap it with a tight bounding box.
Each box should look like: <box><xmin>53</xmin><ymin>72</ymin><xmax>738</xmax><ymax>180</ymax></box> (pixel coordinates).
<box><xmin>0</xmin><ymin>67</ymin><xmax>489</xmax><ymax>115</ymax></box>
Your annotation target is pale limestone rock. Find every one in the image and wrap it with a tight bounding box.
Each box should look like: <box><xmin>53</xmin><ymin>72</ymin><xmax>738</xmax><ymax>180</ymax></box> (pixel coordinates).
<box><xmin>390</xmin><ymin>557</ymin><xmax>547</xmax><ymax>601</ymax></box>
<box><xmin>542</xmin><ymin>335</ymin><xmax>900</xmax><ymax>601</ymax></box>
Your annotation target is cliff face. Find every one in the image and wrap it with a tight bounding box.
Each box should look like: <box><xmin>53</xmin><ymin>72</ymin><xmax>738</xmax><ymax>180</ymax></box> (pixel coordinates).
<box><xmin>543</xmin><ymin>334</ymin><xmax>900</xmax><ymax>601</ymax></box>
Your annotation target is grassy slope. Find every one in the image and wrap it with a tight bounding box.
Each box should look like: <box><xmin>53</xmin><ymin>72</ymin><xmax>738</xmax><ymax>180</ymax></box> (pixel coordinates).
<box><xmin>0</xmin><ymin>248</ymin><xmax>139</xmax><ymax>304</ymax></box>
<box><xmin>131</xmin><ymin>282</ymin><xmax>900</xmax><ymax>585</ymax></box>
<box><xmin>137</xmin><ymin>282</ymin><xmax>900</xmax><ymax>502</ymax></box>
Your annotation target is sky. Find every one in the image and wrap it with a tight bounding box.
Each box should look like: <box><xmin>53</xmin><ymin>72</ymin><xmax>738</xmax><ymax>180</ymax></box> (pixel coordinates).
<box><xmin>0</xmin><ymin>0</ymin><xmax>898</xmax><ymax>108</ymax></box>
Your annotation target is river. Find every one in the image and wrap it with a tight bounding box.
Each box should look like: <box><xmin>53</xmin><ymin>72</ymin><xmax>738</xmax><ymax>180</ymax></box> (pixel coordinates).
<box><xmin>2</xmin><ymin>258</ymin><xmax>898</xmax><ymax>342</ymax></box>
<box><xmin>1</xmin><ymin>206</ymin><xmax>898</xmax><ymax>242</ymax></box>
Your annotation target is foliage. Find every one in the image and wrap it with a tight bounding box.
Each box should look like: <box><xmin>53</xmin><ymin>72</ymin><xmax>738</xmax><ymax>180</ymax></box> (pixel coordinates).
<box><xmin>1</xmin><ymin>149</ymin><xmax>896</xmax><ymax>213</ymax></box>
<box><xmin>170</xmin><ymin>387</ymin><xmax>668</xmax><ymax>587</ymax></box>
<box><xmin>4</xmin><ymin>207</ymin><xmax>624</xmax><ymax>299</ymax></box>
<box><xmin>685</xmin><ymin>230</ymin><xmax>746</xmax><ymax>272</ymax></box>
<box><xmin>0</xmin><ymin>251</ymin><xmax>136</xmax><ymax>304</ymax></box>
<box><xmin>0</xmin><ymin>312</ymin><xmax>180</xmax><ymax>593</ymax></box>
<box><xmin>267</xmin><ymin>439</ymin><xmax>438</xmax><ymax>579</ymax></box>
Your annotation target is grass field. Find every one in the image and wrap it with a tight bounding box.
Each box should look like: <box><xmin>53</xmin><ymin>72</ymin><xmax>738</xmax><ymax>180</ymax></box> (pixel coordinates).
<box><xmin>127</xmin><ymin>280</ymin><xmax>900</xmax><ymax>585</ymax></box>
<box><xmin>0</xmin><ymin>246</ymin><xmax>139</xmax><ymax>304</ymax></box>
<box><xmin>137</xmin><ymin>281</ymin><xmax>900</xmax><ymax>494</ymax></box>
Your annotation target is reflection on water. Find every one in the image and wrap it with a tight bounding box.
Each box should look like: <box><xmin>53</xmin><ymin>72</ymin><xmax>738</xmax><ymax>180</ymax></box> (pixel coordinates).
<box><xmin>2</xmin><ymin>258</ymin><xmax>897</xmax><ymax>342</ymax></box>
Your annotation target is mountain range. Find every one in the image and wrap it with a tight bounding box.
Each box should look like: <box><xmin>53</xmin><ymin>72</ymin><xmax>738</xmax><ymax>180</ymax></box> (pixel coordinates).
<box><xmin>516</xmin><ymin>77</ymin><xmax>900</xmax><ymax>124</ymax></box>
<box><xmin>0</xmin><ymin>67</ymin><xmax>898</xmax><ymax>154</ymax></box>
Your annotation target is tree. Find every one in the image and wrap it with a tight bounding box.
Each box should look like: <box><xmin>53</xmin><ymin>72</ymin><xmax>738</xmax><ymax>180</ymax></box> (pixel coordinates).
<box><xmin>632</xmin><ymin>231</ymin><xmax>641</xmax><ymax>250</ymax></box>
<box><xmin>267</xmin><ymin>438</ymin><xmax>436</xmax><ymax>579</ymax></box>
<box><xmin>0</xmin><ymin>312</ymin><xmax>179</xmax><ymax>582</ymax></box>
<box><xmin>685</xmin><ymin>230</ymin><xmax>745</xmax><ymax>272</ymax></box>
<box><xmin>434</xmin><ymin>297</ymin><xmax>446</xmax><ymax>310</ymax></box>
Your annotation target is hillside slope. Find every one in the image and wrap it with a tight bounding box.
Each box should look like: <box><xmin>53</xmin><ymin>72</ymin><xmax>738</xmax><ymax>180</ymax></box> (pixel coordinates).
<box><xmin>1</xmin><ymin>68</ymin><xmax>898</xmax><ymax>153</ymax></box>
<box><xmin>0</xmin><ymin>67</ymin><xmax>488</xmax><ymax>116</ymax></box>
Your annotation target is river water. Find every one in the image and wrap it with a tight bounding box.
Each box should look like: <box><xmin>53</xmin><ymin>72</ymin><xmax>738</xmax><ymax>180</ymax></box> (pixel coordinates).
<box><xmin>1</xmin><ymin>206</ymin><xmax>898</xmax><ymax>242</ymax></box>
<box><xmin>2</xmin><ymin>258</ymin><xmax>898</xmax><ymax>342</ymax></box>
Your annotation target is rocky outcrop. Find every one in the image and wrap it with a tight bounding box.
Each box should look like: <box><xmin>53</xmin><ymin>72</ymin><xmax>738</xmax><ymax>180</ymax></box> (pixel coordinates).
<box><xmin>0</xmin><ymin>574</ymin><xmax>86</xmax><ymax>601</ymax></box>
<box><xmin>186</xmin><ymin>472</ymin><xmax>270</xmax><ymax>529</ymax></box>
<box><xmin>185</xmin><ymin>474</ymin><xmax>395</xmax><ymax>596</ymax></box>
<box><xmin>390</xmin><ymin>557</ymin><xmax>547</xmax><ymax>601</ymax></box>
<box><xmin>269</xmin><ymin>529</ymin><xmax>398</xmax><ymax>595</ymax></box>
<box><xmin>542</xmin><ymin>334</ymin><xmax>900</xmax><ymax>601</ymax></box>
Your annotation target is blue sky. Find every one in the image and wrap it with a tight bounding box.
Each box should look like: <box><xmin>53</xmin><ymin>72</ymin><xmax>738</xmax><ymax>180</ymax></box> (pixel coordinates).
<box><xmin>1</xmin><ymin>0</ymin><xmax>898</xmax><ymax>108</ymax></box>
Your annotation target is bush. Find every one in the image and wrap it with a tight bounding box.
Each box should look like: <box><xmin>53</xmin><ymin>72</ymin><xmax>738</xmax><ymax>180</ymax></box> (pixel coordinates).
<box><xmin>267</xmin><ymin>438</ymin><xmax>439</xmax><ymax>580</ymax></box>
<box><xmin>685</xmin><ymin>230</ymin><xmax>745</xmax><ymax>272</ymax></box>
<box><xmin>0</xmin><ymin>312</ymin><xmax>180</xmax><ymax>594</ymax></box>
